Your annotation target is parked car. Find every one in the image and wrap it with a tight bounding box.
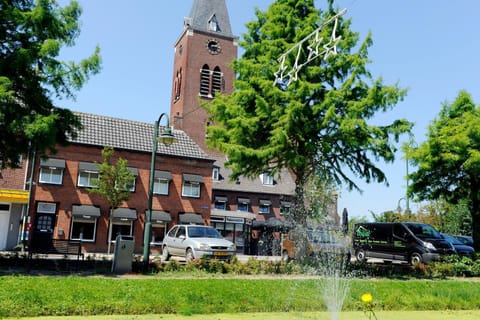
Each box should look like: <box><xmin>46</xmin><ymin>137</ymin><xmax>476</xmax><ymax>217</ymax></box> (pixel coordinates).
<box><xmin>441</xmin><ymin>233</ymin><xmax>475</xmax><ymax>257</ymax></box>
<box><xmin>281</xmin><ymin>229</ymin><xmax>350</xmax><ymax>263</ymax></box>
<box><xmin>353</xmin><ymin>222</ymin><xmax>456</xmax><ymax>265</ymax></box>
<box><xmin>453</xmin><ymin>235</ymin><xmax>475</xmax><ymax>248</ymax></box>
<box><xmin>162</xmin><ymin>225</ymin><xmax>236</xmax><ymax>262</ymax></box>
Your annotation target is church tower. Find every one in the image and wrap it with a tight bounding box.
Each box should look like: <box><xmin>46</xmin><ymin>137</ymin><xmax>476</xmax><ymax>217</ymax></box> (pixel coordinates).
<box><xmin>170</xmin><ymin>0</ymin><xmax>238</xmax><ymax>154</ymax></box>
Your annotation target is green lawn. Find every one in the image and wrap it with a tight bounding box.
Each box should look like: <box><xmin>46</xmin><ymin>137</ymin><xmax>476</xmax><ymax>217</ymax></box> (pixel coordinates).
<box><xmin>1</xmin><ymin>275</ymin><xmax>479</xmax><ymax>319</ymax></box>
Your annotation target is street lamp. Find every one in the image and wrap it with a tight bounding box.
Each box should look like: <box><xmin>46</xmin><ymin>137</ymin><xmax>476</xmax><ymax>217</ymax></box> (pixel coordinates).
<box><xmin>143</xmin><ymin>112</ymin><xmax>176</xmax><ymax>271</ymax></box>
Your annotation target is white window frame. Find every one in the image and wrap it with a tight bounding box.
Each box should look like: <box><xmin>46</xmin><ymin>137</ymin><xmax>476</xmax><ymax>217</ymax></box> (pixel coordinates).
<box><xmin>212</xmin><ymin>167</ymin><xmax>220</xmax><ymax>181</ymax></box>
<box><xmin>109</xmin><ymin>220</ymin><xmax>133</xmax><ymax>243</ymax></box>
<box><xmin>153</xmin><ymin>178</ymin><xmax>170</xmax><ymax>195</ymax></box>
<box><xmin>259</xmin><ymin>204</ymin><xmax>271</xmax><ymax>214</ymax></box>
<box><xmin>70</xmin><ymin>217</ymin><xmax>97</xmax><ymax>242</ymax></box>
<box><xmin>182</xmin><ymin>181</ymin><xmax>201</xmax><ymax>198</ymax></box>
<box><xmin>39</xmin><ymin>167</ymin><xmax>63</xmax><ymax>185</ymax></box>
<box><xmin>261</xmin><ymin>173</ymin><xmax>274</xmax><ymax>185</ymax></box>
<box><xmin>37</xmin><ymin>202</ymin><xmax>56</xmax><ymax>213</ymax></box>
<box><xmin>78</xmin><ymin>171</ymin><xmax>99</xmax><ymax>188</ymax></box>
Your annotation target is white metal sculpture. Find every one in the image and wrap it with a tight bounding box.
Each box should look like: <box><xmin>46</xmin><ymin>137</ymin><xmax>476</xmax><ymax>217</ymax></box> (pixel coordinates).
<box><xmin>274</xmin><ymin>8</ymin><xmax>347</xmax><ymax>87</ymax></box>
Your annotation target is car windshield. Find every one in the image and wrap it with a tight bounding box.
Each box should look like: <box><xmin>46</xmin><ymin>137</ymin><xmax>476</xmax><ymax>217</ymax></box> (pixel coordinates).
<box><xmin>188</xmin><ymin>226</ymin><xmax>223</xmax><ymax>239</ymax></box>
<box><xmin>405</xmin><ymin>223</ymin><xmax>442</xmax><ymax>239</ymax></box>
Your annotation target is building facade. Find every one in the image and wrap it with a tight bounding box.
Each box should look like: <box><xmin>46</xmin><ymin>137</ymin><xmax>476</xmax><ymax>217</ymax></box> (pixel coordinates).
<box><xmin>28</xmin><ymin>112</ymin><xmax>214</xmax><ymax>254</ymax></box>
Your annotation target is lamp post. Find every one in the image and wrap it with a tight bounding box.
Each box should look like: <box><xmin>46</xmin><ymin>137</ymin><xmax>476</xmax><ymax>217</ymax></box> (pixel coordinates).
<box><xmin>143</xmin><ymin>112</ymin><xmax>176</xmax><ymax>271</ymax></box>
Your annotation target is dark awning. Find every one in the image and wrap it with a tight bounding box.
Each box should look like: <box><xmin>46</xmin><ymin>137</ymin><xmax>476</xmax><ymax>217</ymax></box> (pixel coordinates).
<box><xmin>112</xmin><ymin>208</ymin><xmax>137</xmax><ymax>220</ymax></box>
<box><xmin>155</xmin><ymin>170</ymin><xmax>172</xmax><ymax>180</ymax></box>
<box><xmin>259</xmin><ymin>199</ymin><xmax>272</xmax><ymax>206</ymax></box>
<box><xmin>40</xmin><ymin>158</ymin><xmax>65</xmax><ymax>169</ymax></box>
<box><xmin>179</xmin><ymin>213</ymin><xmax>204</xmax><ymax>225</ymax></box>
<box><xmin>238</xmin><ymin>197</ymin><xmax>250</xmax><ymax>204</ymax></box>
<box><xmin>183</xmin><ymin>173</ymin><xmax>203</xmax><ymax>183</ymax></box>
<box><xmin>72</xmin><ymin>205</ymin><xmax>101</xmax><ymax>218</ymax></box>
<box><xmin>78</xmin><ymin>162</ymin><xmax>99</xmax><ymax>173</ymax></box>
<box><xmin>214</xmin><ymin>196</ymin><xmax>228</xmax><ymax>203</ymax></box>
<box><xmin>151</xmin><ymin>210</ymin><xmax>171</xmax><ymax>223</ymax></box>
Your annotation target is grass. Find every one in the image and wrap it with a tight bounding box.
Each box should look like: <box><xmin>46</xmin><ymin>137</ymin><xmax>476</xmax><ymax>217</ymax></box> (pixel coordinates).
<box><xmin>1</xmin><ymin>275</ymin><xmax>480</xmax><ymax>318</ymax></box>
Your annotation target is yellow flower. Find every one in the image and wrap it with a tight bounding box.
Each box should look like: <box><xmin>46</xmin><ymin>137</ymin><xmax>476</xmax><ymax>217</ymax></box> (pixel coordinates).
<box><xmin>361</xmin><ymin>293</ymin><xmax>373</xmax><ymax>303</ymax></box>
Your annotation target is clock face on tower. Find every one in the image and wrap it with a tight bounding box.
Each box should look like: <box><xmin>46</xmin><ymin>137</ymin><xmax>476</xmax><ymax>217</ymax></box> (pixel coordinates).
<box><xmin>206</xmin><ymin>39</ymin><xmax>222</xmax><ymax>55</ymax></box>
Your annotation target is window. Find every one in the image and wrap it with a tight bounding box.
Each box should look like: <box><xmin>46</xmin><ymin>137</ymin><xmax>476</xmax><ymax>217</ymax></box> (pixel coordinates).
<box><xmin>182</xmin><ymin>174</ymin><xmax>203</xmax><ymax>198</ymax></box>
<box><xmin>77</xmin><ymin>162</ymin><xmax>99</xmax><ymax>188</ymax></box>
<box><xmin>259</xmin><ymin>200</ymin><xmax>271</xmax><ymax>214</ymax></box>
<box><xmin>280</xmin><ymin>201</ymin><xmax>292</xmax><ymax>216</ymax></box>
<box><xmin>71</xmin><ymin>217</ymin><xmax>96</xmax><ymax>241</ymax></box>
<box><xmin>200</xmin><ymin>65</ymin><xmax>211</xmax><ymax>96</ymax></box>
<box><xmin>208</xmin><ymin>14</ymin><xmax>220</xmax><ymax>32</ymax></box>
<box><xmin>118</xmin><ymin>167</ymin><xmax>137</xmax><ymax>192</ymax></box>
<box><xmin>37</xmin><ymin>202</ymin><xmax>56</xmax><ymax>214</ymax></box>
<box><xmin>110</xmin><ymin>220</ymin><xmax>133</xmax><ymax>242</ymax></box>
<box><xmin>212</xmin><ymin>67</ymin><xmax>223</xmax><ymax>95</ymax></box>
<box><xmin>237</xmin><ymin>198</ymin><xmax>250</xmax><ymax>212</ymax></box>
<box><xmin>212</xmin><ymin>167</ymin><xmax>220</xmax><ymax>181</ymax></box>
<box><xmin>70</xmin><ymin>205</ymin><xmax>100</xmax><ymax>242</ymax></box>
<box><xmin>199</xmin><ymin>65</ymin><xmax>223</xmax><ymax>97</ymax></box>
<box><xmin>153</xmin><ymin>170</ymin><xmax>172</xmax><ymax>195</ymax></box>
<box><xmin>174</xmin><ymin>68</ymin><xmax>183</xmax><ymax>101</ymax></box>
<box><xmin>39</xmin><ymin>159</ymin><xmax>65</xmax><ymax>185</ymax></box>
<box><xmin>261</xmin><ymin>173</ymin><xmax>274</xmax><ymax>185</ymax></box>
<box><xmin>214</xmin><ymin>196</ymin><xmax>227</xmax><ymax>210</ymax></box>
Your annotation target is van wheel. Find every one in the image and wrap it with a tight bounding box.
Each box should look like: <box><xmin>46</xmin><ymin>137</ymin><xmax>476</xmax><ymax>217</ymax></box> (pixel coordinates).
<box><xmin>281</xmin><ymin>250</ymin><xmax>291</xmax><ymax>262</ymax></box>
<box><xmin>355</xmin><ymin>249</ymin><xmax>366</xmax><ymax>263</ymax></box>
<box><xmin>409</xmin><ymin>252</ymin><xmax>422</xmax><ymax>266</ymax></box>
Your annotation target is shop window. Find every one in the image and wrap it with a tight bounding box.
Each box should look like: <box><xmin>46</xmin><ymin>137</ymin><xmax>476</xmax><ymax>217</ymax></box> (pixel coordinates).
<box><xmin>110</xmin><ymin>220</ymin><xmax>133</xmax><ymax>242</ymax></box>
<box><xmin>151</xmin><ymin>224</ymin><xmax>167</xmax><ymax>245</ymax></box>
<box><xmin>70</xmin><ymin>217</ymin><xmax>96</xmax><ymax>242</ymax></box>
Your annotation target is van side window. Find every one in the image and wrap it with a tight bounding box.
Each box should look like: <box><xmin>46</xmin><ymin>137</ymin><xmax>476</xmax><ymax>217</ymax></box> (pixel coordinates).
<box><xmin>393</xmin><ymin>224</ymin><xmax>408</xmax><ymax>239</ymax></box>
<box><xmin>371</xmin><ymin>224</ymin><xmax>391</xmax><ymax>242</ymax></box>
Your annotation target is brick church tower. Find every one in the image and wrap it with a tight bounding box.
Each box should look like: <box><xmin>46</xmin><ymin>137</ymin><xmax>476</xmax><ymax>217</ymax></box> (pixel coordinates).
<box><xmin>170</xmin><ymin>0</ymin><xmax>238</xmax><ymax>154</ymax></box>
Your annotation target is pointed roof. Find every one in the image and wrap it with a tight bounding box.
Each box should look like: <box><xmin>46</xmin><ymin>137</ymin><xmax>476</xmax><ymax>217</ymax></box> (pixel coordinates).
<box><xmin>186</xmin><ymin>0</ymin><xmax>234</xmax><ymax>38</ymax></box>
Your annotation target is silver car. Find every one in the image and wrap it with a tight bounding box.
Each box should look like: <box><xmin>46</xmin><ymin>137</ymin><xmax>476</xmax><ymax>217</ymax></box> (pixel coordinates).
<box><xmin>161</xmin><ymin>225</ymin><xmax>236</xmax><ymax>262</ymax></box>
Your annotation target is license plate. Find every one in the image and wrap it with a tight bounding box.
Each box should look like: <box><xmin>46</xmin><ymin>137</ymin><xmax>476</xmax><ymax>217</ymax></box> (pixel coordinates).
<box><xmin>214</xmin><ymin>251</ymin><xmax>229</xmax><ymax>256</ymax></box>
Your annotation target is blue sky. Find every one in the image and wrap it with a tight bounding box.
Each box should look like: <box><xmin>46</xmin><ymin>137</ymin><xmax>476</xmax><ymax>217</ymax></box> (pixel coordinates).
<box><xmin>57</xmin><ymin>0</ymin><xmax>480</xmax><ymax>219</ymax></box>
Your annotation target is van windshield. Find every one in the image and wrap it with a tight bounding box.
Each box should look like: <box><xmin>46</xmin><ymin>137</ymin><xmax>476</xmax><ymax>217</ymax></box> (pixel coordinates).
<box><xmin>404</xmin><ymin>223</ymin><xmax>442</xmax><ymax>239</ymax></box>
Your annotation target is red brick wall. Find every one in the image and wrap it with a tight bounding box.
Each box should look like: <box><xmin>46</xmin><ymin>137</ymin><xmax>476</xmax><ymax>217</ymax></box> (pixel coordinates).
<box><xmin>30</xmin><ymin>144</ymin><xmax>213</xmax><ymax>253</ymax></box>
<box><xmin>0</xmin><ymin>161</ymin><xmax>27</xmax><ymax>190</ymax></box>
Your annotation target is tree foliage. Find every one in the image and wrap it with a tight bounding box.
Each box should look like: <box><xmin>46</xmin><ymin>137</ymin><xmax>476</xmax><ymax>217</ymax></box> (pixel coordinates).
<box><xmin>0</xmin><ymin>0</ymin><xmax>101</xmax><ymax>168</ymax></box>
<box><xmin>205</xmin><ymin>0</ymin><xmax>411</xmax><ymax>220</ymax></box>
<box><xmin>89</xmin><ymin>146</ymin><xmax>134</xmax><ymax>209</ymax></box>
<box><xmin>408</xmin><ymin>90</ymin><xmax>480</xmax><ymax>248</ymax></box>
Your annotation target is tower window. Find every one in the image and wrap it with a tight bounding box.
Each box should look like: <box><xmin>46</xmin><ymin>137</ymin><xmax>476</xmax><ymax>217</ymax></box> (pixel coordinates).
<box><xmin>208</xmin><ymin>14</ymin><xmax>220</xmax><ymax>32</ymax></box>
<box><xmin>199</xmin><ymin>65</ymin><xmax>224</xmax><ymax>98</ymax></box>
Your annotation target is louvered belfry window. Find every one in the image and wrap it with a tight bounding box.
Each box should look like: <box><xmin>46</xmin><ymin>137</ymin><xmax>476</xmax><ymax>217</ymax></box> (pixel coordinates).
<box><xmin>199</xmin><ymin>65</ymin><xmax>223</xmax><ymax>98</ymax></box>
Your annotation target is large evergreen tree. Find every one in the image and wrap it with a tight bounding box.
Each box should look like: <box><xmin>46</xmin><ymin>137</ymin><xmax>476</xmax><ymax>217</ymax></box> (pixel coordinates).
<box><xmin>408</xmin><ymin>90</ymin><xmax>480</xmax><ymax>249</ymax></box>
<box><xmin>0</xmin><ymin>0</ymin><xmax>101</xmax><ymax>168</ymax></box>
<box><xmin>205</xmin><ymin>0</ymin><xmax>411</xmax><ymax>222</ymax></box>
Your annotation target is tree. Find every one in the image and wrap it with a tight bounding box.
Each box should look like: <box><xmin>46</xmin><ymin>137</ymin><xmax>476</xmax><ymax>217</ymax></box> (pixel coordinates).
<box><xmin>0</xmin><ymin>0</ymin><xmax>101</xmax><ymax>168</ymax></box>
<box><xmin>408</xmin><ymin>90</ymin><xmax>480</xmax><ymax>249</ymax></box>
<box><xmin>89</xmin><ymin>146</ymin><xmax>135</xmax><ymax>253</ymax></box>
<box><xmin>205</xmin><ymin>0</ymin><xmax>411</xmax><ymax>223</ymax></box>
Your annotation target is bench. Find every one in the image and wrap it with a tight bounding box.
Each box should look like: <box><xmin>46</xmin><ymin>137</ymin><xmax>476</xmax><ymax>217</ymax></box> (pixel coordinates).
<box><xmin>28</xmin><ymin>239</ymin><xmax>84</xmax><ymax>261</ymax></box>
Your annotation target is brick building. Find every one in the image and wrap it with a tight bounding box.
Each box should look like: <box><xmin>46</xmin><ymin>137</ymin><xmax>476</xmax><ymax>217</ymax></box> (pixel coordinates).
<box><xmin>28</xmin><ymin>112</ymin><xmax>213</xmax><ymax>254</ymax></box>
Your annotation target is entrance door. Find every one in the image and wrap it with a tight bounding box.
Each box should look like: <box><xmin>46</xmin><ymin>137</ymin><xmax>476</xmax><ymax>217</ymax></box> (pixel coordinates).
<box><xmin>32</xmin><ymin>213</ymin><xmax>55</xmax><ymax>249</ymax></box>
<box><xmin>0</xmin><ymin>210</ymin><xmax>10</xmax><ymax>250</ymax></box>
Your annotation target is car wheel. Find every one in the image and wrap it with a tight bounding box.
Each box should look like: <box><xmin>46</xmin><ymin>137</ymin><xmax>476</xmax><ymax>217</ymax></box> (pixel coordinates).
<box><xmin>185</xmin><ymin>248</ymin><xmax>195</xmax><ymax>263</ymax></box>
<box><xmin>355</xmin><ymin>249</ymin><xmax>366</xmax><ymax>263</ymax></box>
<box><xmin>161</xmin><ymin>246</ymin><xmax>170</xmax><ymax>262</ymax></box>
<box><xmin>409</xmin><ymin>252</ymin><xmax>423</xmax><ymax>266</ymax></box>
<box><xmin>281</xmin><ymin>250</ymin><xmax>291</xmax><ymax>262</ymax></box>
